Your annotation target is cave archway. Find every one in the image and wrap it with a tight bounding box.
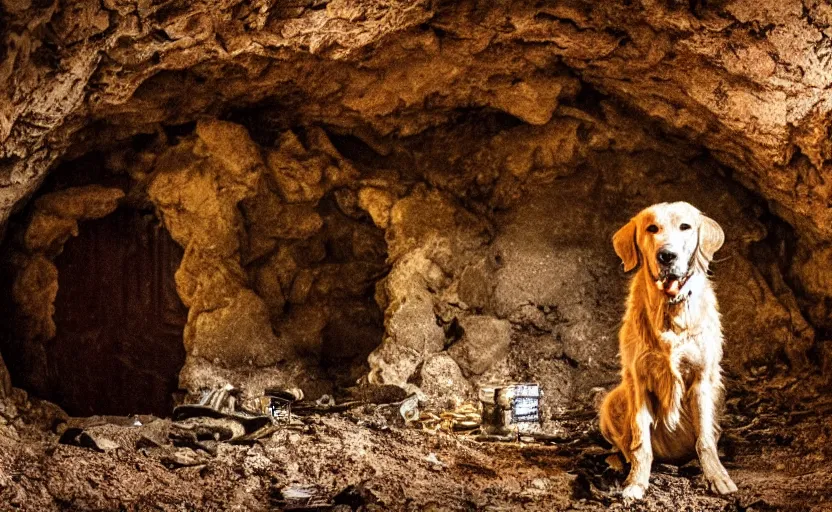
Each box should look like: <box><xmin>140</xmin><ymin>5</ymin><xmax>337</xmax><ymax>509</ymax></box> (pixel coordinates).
<box><xmin>46</xmin><ymin>207</ymin><xmax>187</xmax><ymax>417</ymax></box>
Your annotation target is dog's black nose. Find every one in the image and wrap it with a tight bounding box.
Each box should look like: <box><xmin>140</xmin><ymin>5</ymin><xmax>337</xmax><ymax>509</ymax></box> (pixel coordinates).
<box><xmin>657</xmin><ymin>249</ymin><xmax>677</xmax><ymax>266</ymax></box>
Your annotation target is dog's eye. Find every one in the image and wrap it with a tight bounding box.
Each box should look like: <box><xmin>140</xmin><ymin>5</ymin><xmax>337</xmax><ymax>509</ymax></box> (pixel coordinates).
<box><xmin>680</xmin><ymin>223</ymin><xmax>691</xmax><ymax>231</ymax></box>
<box><xmin>646</xmin><ymin>225</ymin><xmax>659</xmax><ymax>233</ymax></box>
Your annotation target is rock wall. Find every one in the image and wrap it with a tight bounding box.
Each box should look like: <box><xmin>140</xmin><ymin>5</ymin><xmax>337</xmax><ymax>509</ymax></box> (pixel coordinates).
<box><xmin>1</xmin><ymin>100</ymin><xmax>821</xmax><ymax>416</ymax></box>
<box><xmin>2</xmin><ymin>119</ymin><xmax>391</xmax><ymax>406</ymax></box>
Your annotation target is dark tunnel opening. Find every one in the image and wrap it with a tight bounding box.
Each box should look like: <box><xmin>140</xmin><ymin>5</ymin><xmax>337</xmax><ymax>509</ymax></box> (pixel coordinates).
<box><xmin>2</xmin><ymin>207</ymin><xmax>188</xmax><ymax>417</ymax></box>
<box><xmin>47</xmin><ymin>207</ymin><xmax>188</xmax><ymax>417</ymax></box>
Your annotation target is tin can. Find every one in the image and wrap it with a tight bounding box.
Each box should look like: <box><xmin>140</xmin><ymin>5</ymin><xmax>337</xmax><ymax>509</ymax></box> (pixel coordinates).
<box><xmin>479</xmin><ymin>383</ymin><xmax>542</xmax><ymax>435</ymax></box>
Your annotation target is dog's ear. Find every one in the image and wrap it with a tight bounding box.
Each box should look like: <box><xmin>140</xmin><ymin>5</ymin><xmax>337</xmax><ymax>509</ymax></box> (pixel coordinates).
<box><xmin>698</xmin><ymin>214</ymin><xmax>724</xmax><ymax>264</ymax></box>
<box><xmin>613</xmin><ymin>220</ymin><xmax>640</xmax><ymax>273</ymax></box>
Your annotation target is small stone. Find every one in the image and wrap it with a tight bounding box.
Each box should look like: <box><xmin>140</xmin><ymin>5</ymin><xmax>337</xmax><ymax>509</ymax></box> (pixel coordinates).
<box><xmin>531</xmin><ymin>478</ymin><xmax>548</xmax><ymax>490</ymax></box>
<box><xmin>424</xmin><ymin>452</ymin><xmax>445</xmax><ymax>470</ymax></box>
<box><xmin>357</xmin><ymin>187</ymin><xmax>394</xmax><ymax>229</ymax></box>
<box><xmin>333</xmin><ymin>188</ymin><xmax>362</xmax><ymax>218</ymax></box>
<box><xmin>448</xmin><ymin>315</ymin><xmax>513</xmax><ymax>376</ymax></box>
<box><xmin>419</xmin><ymin>354</ymin><xmax>473</xmax><ymax>405</ymax></box>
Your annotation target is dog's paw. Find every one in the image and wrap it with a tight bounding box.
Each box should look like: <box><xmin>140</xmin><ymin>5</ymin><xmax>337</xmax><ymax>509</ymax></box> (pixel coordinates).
<box><xmin>705</xmin><ymin>471</ymin><xmax>738</xmax><ymax>495</ymax></box>
<box><xmin>621</xmin><ymin>483</ymin><xmax>646</xmax><ymax>500</ymax></box>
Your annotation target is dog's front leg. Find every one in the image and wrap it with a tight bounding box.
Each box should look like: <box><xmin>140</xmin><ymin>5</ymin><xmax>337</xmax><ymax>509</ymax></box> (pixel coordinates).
<box><xmin>623</xmin><ymin>392</ymin><xmax>654</xmax><ymax>500</ymax></box>
<box><xmin>694</xmin><ymin>376</ymin><xmax>738</xmax><ymax>495</ymax></box>
<box><xmin>660</xmin><ymin>332</ymin><xmax>685</xmax><ymax>431</ymax></box>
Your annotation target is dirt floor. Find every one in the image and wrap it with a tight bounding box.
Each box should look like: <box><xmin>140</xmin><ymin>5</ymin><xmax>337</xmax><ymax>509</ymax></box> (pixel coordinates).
<box><xmin>0</xmin><ymin>374</ymin><xmax>830</xmax><ymax>512</ymax></box>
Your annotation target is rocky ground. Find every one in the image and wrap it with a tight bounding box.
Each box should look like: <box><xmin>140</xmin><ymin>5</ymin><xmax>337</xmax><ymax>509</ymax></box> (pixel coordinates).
<box><xmin>0</xmin><ymin>373</ymin><xmax>829</xmax><ymax>511</ymax></box>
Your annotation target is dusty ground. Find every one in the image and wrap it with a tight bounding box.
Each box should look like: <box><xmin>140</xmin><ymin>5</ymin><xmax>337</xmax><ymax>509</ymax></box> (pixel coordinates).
<box><xmin>0</xmin><ymin>374</ymin><xmax>830</xmax><ymax>512</ymax></box>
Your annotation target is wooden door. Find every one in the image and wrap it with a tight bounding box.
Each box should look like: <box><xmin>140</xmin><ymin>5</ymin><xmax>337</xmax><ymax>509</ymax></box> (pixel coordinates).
<box><xmin>50</xmin><ymin>208</ymin><xmax>187</xmax><ymax>417</ymax></box>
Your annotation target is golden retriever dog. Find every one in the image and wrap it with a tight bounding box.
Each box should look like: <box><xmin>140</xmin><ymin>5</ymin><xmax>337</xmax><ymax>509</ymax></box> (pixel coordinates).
<box><xmin>599</xmin><ymin>201</ymin><xmax>737</xmax><ymax>500</ymax></box>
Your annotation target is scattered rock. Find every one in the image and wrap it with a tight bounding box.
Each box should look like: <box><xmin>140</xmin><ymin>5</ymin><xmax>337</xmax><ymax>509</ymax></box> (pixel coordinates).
<box><xmin>58</xmin><ymin>428</ymin><xmax>120</xmax><ymax>453</ymax></box>
<box><xmin>448</xmin><ymin>316</ymin><xmax>513</xmax><ymax>377</ymax></box>
<box><xmin>358</xmin><ymin>187</ymin><xmax>395</xmax><ymax>229</ymax></box>
<box><xmin>419</xmin><ymin>354</ymin><xmax>473</xmax><ymax>406</ymax></box>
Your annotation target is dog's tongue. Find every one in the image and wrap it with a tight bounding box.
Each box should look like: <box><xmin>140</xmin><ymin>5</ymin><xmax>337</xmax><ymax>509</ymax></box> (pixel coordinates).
<box><xmin>655</xmin><ymin>278</ymin><xmax>681</xmax><ymax>297</ymax></box>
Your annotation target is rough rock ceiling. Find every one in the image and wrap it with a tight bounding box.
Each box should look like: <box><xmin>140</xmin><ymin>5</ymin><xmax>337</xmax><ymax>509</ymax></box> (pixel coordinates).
<box><xmin>3</xmin><ymin>0</ymin><xmax>832</xmax><ymax>237</ymax></box>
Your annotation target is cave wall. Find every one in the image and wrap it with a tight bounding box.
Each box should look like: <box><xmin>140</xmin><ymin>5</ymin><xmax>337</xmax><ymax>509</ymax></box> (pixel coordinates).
<box><xmin>1</xmin><ymin>100</ymin><xmax>820</xmax><ymax>416</ymax></box>
<box><xmin>3</xmin><ymin>119</ymin><xmax>391</xmax><ymax>407</ymax></box>
<box><xmin>1</xmin><ymin>0</ymin><xmax>831</xmax><ymax>412</ymax></box>
<box><xmin>358</xmin><ymin>102</ymin><xmax>817</xmax><ymax>411</ymax></box>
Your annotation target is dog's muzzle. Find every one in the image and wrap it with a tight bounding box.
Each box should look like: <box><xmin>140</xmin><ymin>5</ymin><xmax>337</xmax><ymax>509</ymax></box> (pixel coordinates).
<box><xmin>656</xmin><ymin>272</ymin><xmax>693</xmax><ymax>304</ymax></box>
<box><xmin>655</xmin><ymin>272</ymin><xmax>688</xmax><ymax>298</ymax></box>
<box><xmin>651</xmin><ymin>247</ymin><xmax>695</xmax><ymax>303</ymax></box>
<box><xmin>650</xmin><ymin>263</ymin><xmax>694</xmax><ymax>304</ymax></box>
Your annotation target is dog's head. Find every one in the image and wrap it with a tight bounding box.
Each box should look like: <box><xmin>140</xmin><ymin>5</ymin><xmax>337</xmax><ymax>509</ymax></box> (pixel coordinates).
<box><xmin>612</xmin><ymin>202</ymin><xmax>724</xmax><ymax>301</ymax></box>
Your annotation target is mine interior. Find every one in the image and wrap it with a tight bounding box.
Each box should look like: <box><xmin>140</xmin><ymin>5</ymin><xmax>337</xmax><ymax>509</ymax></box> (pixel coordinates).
<box><xmin>1</xmin><ymin>1</ymin><xmax>831</xmax><ymax>510</ymax></box>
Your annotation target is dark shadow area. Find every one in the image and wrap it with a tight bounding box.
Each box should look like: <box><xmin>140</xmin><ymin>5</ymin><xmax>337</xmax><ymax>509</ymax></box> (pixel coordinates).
<box><xmin>47</xmin><ymin>207</ymin><xmax>187</xmax><ymax>417</ymax></box>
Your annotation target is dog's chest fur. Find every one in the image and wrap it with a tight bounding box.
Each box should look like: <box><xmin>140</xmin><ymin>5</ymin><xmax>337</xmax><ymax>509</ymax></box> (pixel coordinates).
<box><xmin>660</xmin><ymin>317</ymin><xmax>705</xmax><ymax>388</ymax></box>
<box><xmin>624</xmin><ymin>275</ymin><xmax>722</xmax><ymax>392</ymax></box>
<box><xmin>655</xmin><ymin>285</ymin><xmax>722</xmax><ymax>394</ymax></box>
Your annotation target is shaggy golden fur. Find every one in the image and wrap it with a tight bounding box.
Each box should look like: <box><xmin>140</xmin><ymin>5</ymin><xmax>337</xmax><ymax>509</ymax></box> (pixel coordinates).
<box><xmin>600</xmin><ymin>201</ymin><xmax>738</xmax><ymax>500</ymax></box>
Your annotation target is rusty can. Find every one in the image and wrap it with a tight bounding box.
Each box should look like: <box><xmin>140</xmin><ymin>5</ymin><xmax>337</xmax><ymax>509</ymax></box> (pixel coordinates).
<box><xmin>479</xmin><ymin>383</ymin><xmax>541</xmax><ymax>435</ymax></box>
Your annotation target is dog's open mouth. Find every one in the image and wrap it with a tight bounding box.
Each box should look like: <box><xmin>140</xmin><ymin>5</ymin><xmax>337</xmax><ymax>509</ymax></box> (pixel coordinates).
<box><xmin>655</xmin><ymin>274</ymin><xmax>688</xmax><ymax>298</ymax></box>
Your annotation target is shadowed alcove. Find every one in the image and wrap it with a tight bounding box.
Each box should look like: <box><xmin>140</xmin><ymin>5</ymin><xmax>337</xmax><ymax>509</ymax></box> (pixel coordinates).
<box><xmin>49</xmin><ymin>207</ymin><xmax>187</xmax><ymax>417</ymax></box>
